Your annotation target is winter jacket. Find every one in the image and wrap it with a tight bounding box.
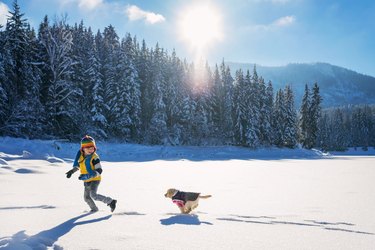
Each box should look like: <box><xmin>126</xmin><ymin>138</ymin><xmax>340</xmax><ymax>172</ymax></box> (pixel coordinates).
<box><xmin>172</xmin><ymin>191</ymin><xmax>200</xmax><ymax>206</ymax></box>
<box><xmin>73</xmin><ymin>150</ymin><xmax>102</xmax><ymax>182</ymax></box>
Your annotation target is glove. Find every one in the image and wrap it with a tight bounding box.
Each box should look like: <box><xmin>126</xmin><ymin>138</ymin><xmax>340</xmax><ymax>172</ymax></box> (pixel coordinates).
<box><xmin>66</xmin><ymin>169</ymin><xmax>75</xmax><ymax>178</ymax></box>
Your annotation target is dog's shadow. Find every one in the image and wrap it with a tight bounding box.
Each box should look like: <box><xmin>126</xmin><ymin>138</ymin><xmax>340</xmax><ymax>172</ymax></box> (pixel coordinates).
<box><xmin>160</xmin><ymin>213</ymin><xmax>213</xmax><ymax>226</ymax></box>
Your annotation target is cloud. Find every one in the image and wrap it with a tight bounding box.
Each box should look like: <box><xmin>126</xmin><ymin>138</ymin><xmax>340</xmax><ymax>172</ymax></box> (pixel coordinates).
<box><xmin>0</xmin><ymin>1</ymin><xmax>9</xmax><ymax>27</ymax></box>
<box><xmin>272</xmin><ymin>15</ymin><xmax>295</xmax><ymax>27</ymax></box>
<box><xmin>60</xmin><ymin>0</ymin><xmax>103</xmax><ymax>11</ymax></box>
<box><xmin>78</xmin><ymin>0</ymin><xmax>103</xmax><ymax>10</ymax></box>
<box><xmin>248</xmin><ymin>0</ymin><xmax>294</xmax><ymax>4</ymax></box>
<box><xmin>126</xmin><ymin>5</ymin><xmax>165</xmax><ymax>24</ymax></box>
<box><xmin>242</xmin><ymin>15</ymin><xmax>296</xmax><ymax>32</ymax></box>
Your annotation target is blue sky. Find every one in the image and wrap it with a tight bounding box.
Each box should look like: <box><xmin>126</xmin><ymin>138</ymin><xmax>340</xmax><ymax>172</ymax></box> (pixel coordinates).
<box><xmin>1</xmin><ymin>0</ymin><xmax>374</xmax><ymax>76</ymax></box>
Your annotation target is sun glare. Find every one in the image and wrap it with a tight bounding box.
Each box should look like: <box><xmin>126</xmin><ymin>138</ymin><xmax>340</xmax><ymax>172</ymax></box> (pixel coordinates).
<box><xmin>177</xmin><ymin>3</ymin><xmax>223</xmax><ymax>58</ymax></box>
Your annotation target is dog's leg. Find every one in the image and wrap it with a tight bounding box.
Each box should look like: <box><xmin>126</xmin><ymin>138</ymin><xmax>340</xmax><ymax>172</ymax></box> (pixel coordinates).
<box><xmin>179</xmin><ymin>206</ymin><xmax>189</xmax><ymax>214</ymax></box>
<box><xmin>184</xmin><ymin>207</ymin><xmax>192</xmax><ymax>214</ymax></box>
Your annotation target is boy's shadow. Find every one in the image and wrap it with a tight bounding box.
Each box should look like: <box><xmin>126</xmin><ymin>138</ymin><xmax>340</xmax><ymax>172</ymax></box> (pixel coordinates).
<box><xmin>1</xmin><ymin>212</ymin><xmax>111</xmax><ymax>249</ymax></box>
<box><xmin>160</xmin><ymin>214</ymin><xmax>213</xmax><ymax>226</ymax></box>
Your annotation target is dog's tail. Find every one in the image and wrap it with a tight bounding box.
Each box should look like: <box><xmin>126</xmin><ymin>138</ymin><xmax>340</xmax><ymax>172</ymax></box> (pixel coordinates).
<box><xmin>199</xmin><ymin>195</ymin><xmax>212</xmax><ymax>199</ymax></box>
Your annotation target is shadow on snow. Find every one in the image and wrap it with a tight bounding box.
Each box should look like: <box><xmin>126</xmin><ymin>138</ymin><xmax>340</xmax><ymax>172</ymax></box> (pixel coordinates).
<box><xmin>217</xmin><ymin>214</ymin><xmax>374</xmax><ymax>235</ymax></box>
<box><xmin>0</xmin><ymin>212</ymin><xmax>111</xmax><ymax>249</ymax></box>
<box><xmin>160</xmin><ymin>214</ymin><xmax>213</xmax><ymax>226</ymax></box>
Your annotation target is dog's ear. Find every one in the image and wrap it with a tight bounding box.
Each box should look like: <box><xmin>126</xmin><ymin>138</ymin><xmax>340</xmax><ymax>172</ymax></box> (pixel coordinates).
<box><xmin>165</xmin><ymin>188</ymin><xmax>176</xmax><ymax>198</ymax></box>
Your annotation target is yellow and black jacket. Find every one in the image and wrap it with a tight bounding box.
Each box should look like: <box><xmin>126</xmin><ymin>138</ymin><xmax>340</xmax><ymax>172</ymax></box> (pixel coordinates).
<box><xmin>73</xmin><ymin>150</ymin><xmax>102</xmax><ymax>182</ymax></box>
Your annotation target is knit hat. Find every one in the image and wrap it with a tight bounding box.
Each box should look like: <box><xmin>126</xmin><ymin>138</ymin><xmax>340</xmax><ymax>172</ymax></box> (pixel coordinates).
<box><xmin>80</xmin><ymin>135</ymin><xmax>96</xmax><ymax>150</ymax></box>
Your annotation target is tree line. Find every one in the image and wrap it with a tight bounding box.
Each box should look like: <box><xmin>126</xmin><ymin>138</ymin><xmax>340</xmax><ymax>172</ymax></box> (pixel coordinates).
<box><xmin>1</xmin><ymin>1</ymin><xmax>373</xmax><ymax>150</ymax></box>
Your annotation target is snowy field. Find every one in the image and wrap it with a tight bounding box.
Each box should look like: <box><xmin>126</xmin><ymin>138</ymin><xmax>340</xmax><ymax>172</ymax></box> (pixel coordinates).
<box><xmin>0</xmin><ymin>137</ymin><xmax>375</xmax><ymax>250</ymax></box>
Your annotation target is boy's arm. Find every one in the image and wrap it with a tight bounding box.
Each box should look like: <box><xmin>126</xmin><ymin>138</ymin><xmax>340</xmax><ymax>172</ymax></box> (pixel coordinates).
<box><xmin>92</xmin><ymin>158</ymin><xmax>102</xmax><ymax>174</ymax></box>
<box><xmin>66</xmin><ymin>167</ymin><xmax>78</xmax><ymax>178</ymax></box>
<box><xmin>66</xmin><ymin>150</ymin><xmax>81</xmax><ymax>178</ymax></box>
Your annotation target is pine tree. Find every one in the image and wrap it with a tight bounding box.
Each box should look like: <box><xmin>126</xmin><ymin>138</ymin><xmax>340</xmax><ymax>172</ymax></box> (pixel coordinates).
<box><xmin>220</xmin><ymin>61</ymin><xmax>234</xmax><ymax>144</ymax></box>
<box><xmin>116</xmin><ymin>36</ymin><xmax>141</xmax><ymax>140</ymax></box>
<box><xmin>163</xmin><ymin>50</ymin><xmax>186</xmax><ymax>145</ymax></box>
<box><xmin>299</xmin><ymin>84</ymin><xmax>311</xmax><ymax>148</ymax></box>
<box><xmin>283</xmin><ymin>85</ymin><xmax>297</xmax><ymax>148</ymax></box>
<box><xmin>232</xmin><ymin>69</ymin><xmax>246</xmax><ymax>145</ymax></box>
<box><xmin>148</xmin><ymin>44</ymin><xmax>167</xmax><ymax>144</ymax></box>
<box><xmin>330</xmin><ymin>108</ymin><xmax>348</xmax><ymax>151</ymax></box>
<box><xmin>309</xmin><ymin>82</ymin><xmax>322</xmax><ymax>147</ymax></box>
<box><xmin>100</xmin><ymin>25</ymin><xmax>121</xmax><ymax>137</ymax></box>
<box><xmin>135</xmin><ymin>39</ymin><xmax>152</xmax><ymax>138</ymax></box>
<box><xmin>262</xmin><ymin>80</ymin><xmax>274</xmax><ymax>146</ymax></box>
<box><xmin>211</xmin><ymin>64</ymin><xmax>223</xmax><ymax>136</ymax></box>
<box><xmin>316</xmin><ymin>112</ymin><xmax>330</xmax><ymax>151</ymax></box>
<box><xmin>41</xmin><ymin>19</ymin><xmax>77</xmax><ymax>137</ymax></box>
<box><xmin>273</xmin><ymin>89</ymin><xmax>286</xmax><ymax>147</ymax></box>
<box><xmin>0</xmin><ymin>26</ymin><xmax>8</xmax><ymax>133</ymax></box>
<box><xmin>2</xmin><ymin>0</ymin><xmax>30</xmax><ymax>135</ymax></box>
<box><xmin>245</xmin><ymin>66</ymin><xmax>261</xmax><ymax>148</ymax></box>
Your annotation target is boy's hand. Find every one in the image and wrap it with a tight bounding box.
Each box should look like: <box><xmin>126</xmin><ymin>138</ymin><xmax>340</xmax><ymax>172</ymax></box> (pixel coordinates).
<box><xmin>78</xmin><ymin>171</ymin><xmax>99</xmax><ymax>180</ymax></box>
<box><xmin>66</xmin><ymin>169</ymin><xmax>75</xmax><ymax>178</ymax></box>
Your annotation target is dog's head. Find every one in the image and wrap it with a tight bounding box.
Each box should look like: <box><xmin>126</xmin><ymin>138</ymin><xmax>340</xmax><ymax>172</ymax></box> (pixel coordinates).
<box><xmin>164</xmin><ymin>188</ymin><xmax>178</xmax><ymax>198</ymax></box>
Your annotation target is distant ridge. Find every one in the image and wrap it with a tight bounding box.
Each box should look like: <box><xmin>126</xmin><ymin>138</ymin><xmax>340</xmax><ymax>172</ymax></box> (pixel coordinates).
<box><xmin>226</xmin><ymin>62</ymin><xmax>375</xmax><ymax>107</ymax></box>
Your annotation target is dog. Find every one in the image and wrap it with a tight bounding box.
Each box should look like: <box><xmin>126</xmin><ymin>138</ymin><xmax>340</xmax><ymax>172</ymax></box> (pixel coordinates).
<box><xmin>164</xmin><ymin>188</ymin><xmax>212</xmax><ymax>214</ymax></box>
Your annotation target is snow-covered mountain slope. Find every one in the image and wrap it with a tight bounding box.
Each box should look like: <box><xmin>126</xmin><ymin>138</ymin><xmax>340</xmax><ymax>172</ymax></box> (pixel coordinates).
<box><xmin>227</xmin><ymin>62</ymin><xmax>375</xmax><ymax>107</ymax></box>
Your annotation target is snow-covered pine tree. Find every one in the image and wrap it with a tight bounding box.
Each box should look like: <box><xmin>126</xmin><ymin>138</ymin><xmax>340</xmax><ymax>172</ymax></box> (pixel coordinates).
<box><xmin>41</xmin><ymin>19</ymin><xmax>78</xmax><ymax>137</ymax></box>
<box><xmin>330</xmin><ymin>108</ymin><xmax>348</xmax><ymax>151</ymax></box>
<box><xmin>148</xmin><ymin>43</ymin><xmax>167</xmax><ymax>144</ymax></box>
<box><xmin>189</xmin><ymin>60</ymin><xmax>213</xmax><ymax>145</ymax></box>
<box><xmin>220</xmin><ymin>61</ymin><xmax>234</xmax><ymax>144</ymax></box>
<box><xmin>299</xmin><ymin>84</ymin><xmax>311</xmax><ymax>148</ymax></box>
<box><xmin>232</xmin><ymin>69</ymin><xmax>246</xmax><ymax>145</ymax></box>
<box><xmin>283</xmin><ymin>85</ymin><xmax>297</xmax><ymax>148</ymax></box>
<box><xmin>273</xmin><ymin>89</ymin><xmax>286</xmax><ymax>147</ymax></box>
<box><xmin>2</xmin><ymin>0</ymin><xmax>30</xmax><ymax>136</ymax></box>
<box><xmin>211</xmin><ymin>64</ymin><xmax>223</xmax><ymax>137</ymax></box>
<box><xmin>13</xmin><ymin>24</ymin><xmax>45</xmax><ymax>138</ymax></box>
<box><xmin>240</xmin><ymin>70</ymin><xmax>259</xmax><ymax>148</ymax></box>
<box><xmin>351</xmin><ymin>106</ymin><xmax>372</xmax><ymax>150</ymax></box>
<box><xmin>70</xmin><ymin>22</ymin><xmax>91</xmax><ymax>135</ymax></box>
<box><xmin>262</xmin><ymin>80</ymin><xmax>274</xmax><ymax>146</ymax></box>
<box><xmin>99</xmin><ymin>25</ymin><xmax>121</xmax><ymax>138</ymax></box>
<box><xmin>135</xmin><ymin>39</ymin><xmax>152</xmax><ymax>139</ymax></box>
<box><xmin>122</xmin><ymin>34</ymin><xmax>141</xmax><ymax>141</ymax></box>
<box><xmin>244</xmin><ymin>66</ymin><xmax>261</xmax><ymax>148</ymax></box>
<box><xmin>3</xmin><ymin>0</ymin><xmax>28</xmax><ymax>103</ymax></box>
<box><xmin>316</xmin><ymin>113</ymin><xmax>330</xmax><ymax>151</ymax></box>
<box><xmin>71</xmin><ymin>23</ymin><xmax>106</xmax><ymax>138</ymax></box>
<box><xmin>164</xmin><ymin>49</ymin><xmax>188</xmax><ymax>145</ymax></box>
<box><xmin>0</xmin><ymin>26</ymin><xmax>8</xmax><ymax>133</ymax></box>
<box><xmin>113</xmin><ymin>35</ymin><xmax>141</xmax><ymax>140</ymax></box>
<box><xmin>309</xmin><ymin>82</ymin><xmax>322</xmax><ymax>147</ymax></box>
<box><xmin>37</xmin><ymin>15</ymin><xmax>52</xmax><ymax>107</ymax></box>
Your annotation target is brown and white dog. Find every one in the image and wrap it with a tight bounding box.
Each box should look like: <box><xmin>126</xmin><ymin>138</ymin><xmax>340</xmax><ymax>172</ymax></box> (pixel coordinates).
<box><xmin>164</xmin><ymin>188</ymin><xmax>212</xmax><ymax>214</ymax></box>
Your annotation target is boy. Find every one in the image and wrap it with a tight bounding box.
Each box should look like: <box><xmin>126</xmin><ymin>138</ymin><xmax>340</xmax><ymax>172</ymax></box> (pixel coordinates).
<box><xmin>66</xmin><ymin>135</ymin><xmax>117</xmax><ymax>213</ymax></box>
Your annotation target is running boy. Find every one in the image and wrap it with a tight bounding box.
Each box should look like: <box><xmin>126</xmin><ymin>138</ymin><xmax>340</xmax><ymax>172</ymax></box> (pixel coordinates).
<box><xmin>66</xmin><ymin>135</ymin><xmax>117</xmax><ymax>212</ymax></box>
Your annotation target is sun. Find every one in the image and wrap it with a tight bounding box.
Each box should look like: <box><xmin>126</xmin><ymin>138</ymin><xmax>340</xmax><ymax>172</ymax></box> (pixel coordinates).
<box><xmin>177</xmin><ymin>2</ymin><xmax>223</xmax><ymax>57</ymax></box>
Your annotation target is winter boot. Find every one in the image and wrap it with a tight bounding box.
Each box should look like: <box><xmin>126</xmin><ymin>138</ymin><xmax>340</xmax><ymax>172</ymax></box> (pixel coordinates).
<box><xmin>108</xmin><ymin>199</ymin><xmax>117</xmax><ymax>212</ymax></box>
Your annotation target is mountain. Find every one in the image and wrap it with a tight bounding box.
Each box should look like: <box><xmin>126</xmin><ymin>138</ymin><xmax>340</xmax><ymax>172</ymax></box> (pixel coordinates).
<box><xmin>226</xmin><ymin>62</ymin><xmax>375</xmax><ymax>107</ymax></box>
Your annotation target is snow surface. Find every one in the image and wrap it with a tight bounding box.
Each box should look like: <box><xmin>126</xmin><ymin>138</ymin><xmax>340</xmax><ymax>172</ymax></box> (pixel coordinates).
<box><xmin>0</xmin><ymin>137</ymin><xmax>374</xmax><ymax>250</ymax></box>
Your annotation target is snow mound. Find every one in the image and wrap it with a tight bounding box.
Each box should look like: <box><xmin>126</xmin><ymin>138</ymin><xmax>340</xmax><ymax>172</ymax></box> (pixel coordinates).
<box><xmin>22</xmin><ymin>151</ymin><xmax>32</xmax><ymax>158</ymax></box>
<box><xmin>0</xmin><ymin>158</ymin><xmax>9</xmax><ymax>166</ymax></box>
<box><xmin>46</xmin><ymin>156</ymin><xmax>66</xmax><ymax>164</ymax></box>
<box><xmin>14</xmin><ymin>168</ymin><xmax>40</xmax><ymax>174</ymax></box>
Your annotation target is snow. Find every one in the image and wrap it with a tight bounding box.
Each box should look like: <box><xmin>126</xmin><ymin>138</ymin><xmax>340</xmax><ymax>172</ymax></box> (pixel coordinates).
<box><xmin>0</xmin><ymin>137</ymin><xmax>374</xmax><ymax>250</ymax></box>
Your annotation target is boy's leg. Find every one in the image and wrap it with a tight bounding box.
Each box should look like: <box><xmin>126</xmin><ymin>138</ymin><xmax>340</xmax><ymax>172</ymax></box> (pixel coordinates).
<box><xmin>89</xmin><ymin>181</ymin><xmax>113</xmax><ymax>205</ymax></box>
<box><xmin>84</xmin><ymin>182</ymin><xmax>98</xmax><ymax>211</ymax></box>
